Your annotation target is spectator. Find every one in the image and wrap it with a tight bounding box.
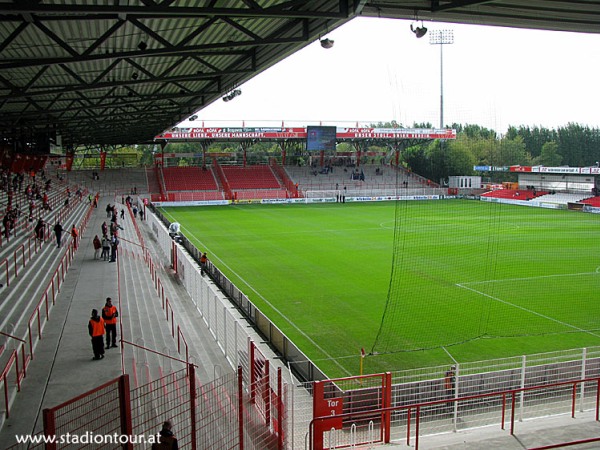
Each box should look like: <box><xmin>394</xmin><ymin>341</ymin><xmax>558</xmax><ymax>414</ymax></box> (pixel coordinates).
<box><xmin>93</xmin><ymin>235</ymin><xmax>101</xmax><ymax>259</ymax></box>
<box><xmin>101</xmin><ymin>235</ymin><xmax>110</xmax><ymax>261</ymax></box>
<box><xmin>88</xmin><ymin>309</ymin><xmax>105</xmax><ymax>360</ymax></box>
<box><xmin>200</xmin><ymin>252</ymin><xmax>208</xmax><ymax>276</ymax></box>
<box><xmin>53</xmin><ymin>222</ymin><xmax>64</xmax><ymax>248</ymax></box>
<box><xmin>34</xmin><ymin>218</ymin><xmax>45</xmax><ymax>241</ymax></box>
<box><xmin>152</xmin><ymin>421</ymin><xmax>178</xmax><ymax>450</ymax></box>
<box><xmin>102</xmin><ymin>297</ymin><xmax>118</xmax><ymax>349</ymax></box>
<box><xmin>109</xmin><ymin>233</ymin><xmax>119</xmax><ymax>262</ymax></box>
<box><xmin>444</xmin><ymin>365</ymin><xmax>456</xmax><ymax>393</ymax></box>
<box><xmin>71</xmin><ymin>224</ymin><xmax>79</xmax><ymax>249</ymax></box>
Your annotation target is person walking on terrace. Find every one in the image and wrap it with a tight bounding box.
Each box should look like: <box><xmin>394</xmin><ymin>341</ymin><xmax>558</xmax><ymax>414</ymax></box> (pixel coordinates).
<box><xmin>53</xmin><ymin>222</ymin><xmax>64</xmax><ymax>248</ymax></box>
<box><xmin>88</xmin><ymin>309</ymin><xmax>105</xmax><ymax>360</ymax></box>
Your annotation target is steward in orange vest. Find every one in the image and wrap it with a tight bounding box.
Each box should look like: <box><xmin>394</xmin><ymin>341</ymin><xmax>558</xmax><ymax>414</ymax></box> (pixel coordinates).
<box><xmin>102</xmin><ymin>298</ymin><xmax>119</xmax><ymax>349</ymax></box>
<box><xmin>88</xmin><ymin>309</ymin><xmax>105</xmax><ymax>360</ymax></box>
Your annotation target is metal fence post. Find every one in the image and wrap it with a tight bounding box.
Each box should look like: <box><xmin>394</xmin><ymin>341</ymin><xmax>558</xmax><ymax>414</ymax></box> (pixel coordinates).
<box><xmin>42</xmin><ymin>408</ymin><xmax>57</xmax><ymax>450</ymax></box>
<box><xmin>277</xmin><ymin>367</ymin><xmax>284</xmax><ymax>450</ymax></box>
<box><xmin>118</xmin><ymin>374</ymin><xmax>133</xmax><ymax>450</ymax></box>
<box><xmin>238</xmin><ymin>366</ymin><xmax>244</xmax><ymax>450</ymax></box>
<box><xmin>189</xmin><ymin>363</ymin><xmax>197</xmax><ymax>450</ymax></box>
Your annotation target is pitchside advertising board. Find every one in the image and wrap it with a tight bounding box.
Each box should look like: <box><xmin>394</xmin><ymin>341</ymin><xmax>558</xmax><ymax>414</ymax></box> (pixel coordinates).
<box><xmin>155</xmin><ymin>127</ymin><xmax>457</xmax><ymax>141</ymax></box>
<box><xmin>476</xmin><ymin>165</ymin><xmax>600</xmax><ymax>174</ymax></box>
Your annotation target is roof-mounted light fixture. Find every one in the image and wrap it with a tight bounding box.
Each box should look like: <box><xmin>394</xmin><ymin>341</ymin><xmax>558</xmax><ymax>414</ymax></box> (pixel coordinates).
<box><xmin>222</xmin><ymin>89</ymin><xmax>242</xmax><ymax>102</ymax></box>
<box><xmin>320</xmin><ymin>38</ymin><xmax>334</xmax><ymax>49</ymax></box>
<box><xmin>411</xmin><ymin>21</ymin><xmax>428</xmax><ymax>38</ymax></box>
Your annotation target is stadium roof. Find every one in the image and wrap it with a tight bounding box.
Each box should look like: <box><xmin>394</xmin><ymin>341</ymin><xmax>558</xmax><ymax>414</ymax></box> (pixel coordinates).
<box><xmin>1</xmin><ymin>1</ymin><xmax>599</xmax><ymax>149</ymax></box>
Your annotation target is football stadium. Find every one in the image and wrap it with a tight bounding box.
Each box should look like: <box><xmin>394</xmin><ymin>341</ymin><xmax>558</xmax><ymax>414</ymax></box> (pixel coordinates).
<box><xmin>1</xmin><ymin>2</ymin><xmax>600</xmax><ymax>450</ymax></box>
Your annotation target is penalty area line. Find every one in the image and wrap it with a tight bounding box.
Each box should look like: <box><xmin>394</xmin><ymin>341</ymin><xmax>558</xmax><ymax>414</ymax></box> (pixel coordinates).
<box><xmin>456</xmin><ymin>283</ymin><xmax>600</xmax><ymax>339</ymax></box>
<box><xmin>460</xmin><ymin>270</ymin><xmax>599</xmax><ymax>286</ymax></box>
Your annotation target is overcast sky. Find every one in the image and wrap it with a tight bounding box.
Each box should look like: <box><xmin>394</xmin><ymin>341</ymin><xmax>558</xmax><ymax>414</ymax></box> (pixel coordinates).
<box><xmin>178</xmin><ymin>17</ymin><xmax>600</xmax><ymax>134</ymax></box>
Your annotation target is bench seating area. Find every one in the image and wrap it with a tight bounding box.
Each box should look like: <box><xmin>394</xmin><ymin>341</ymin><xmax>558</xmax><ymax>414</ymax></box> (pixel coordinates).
<box><xmin>578</xmin><ymin>196</ymin><xmax>600</xmax><ymax>207</ymax></box>
<box><xmin>163</xmin><ymin>167</ymin><xmax>218</xmax><ymax>191</ymax></box>
<box><xmin>481</xmin><ymin>189</ymin><xmax>547</xmax><ymax>200</ymax></box>
<box><xmin>222</xmin><ymin>165</ymin><xmax>281</xmax><ymax>190</ymax></box>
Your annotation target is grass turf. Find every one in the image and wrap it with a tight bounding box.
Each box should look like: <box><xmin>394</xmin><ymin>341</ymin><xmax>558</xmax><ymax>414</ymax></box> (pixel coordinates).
<box><xmin>160</xmin><ymin>200</ymin><xmax>600</xmax><ymax>377</ymax></box>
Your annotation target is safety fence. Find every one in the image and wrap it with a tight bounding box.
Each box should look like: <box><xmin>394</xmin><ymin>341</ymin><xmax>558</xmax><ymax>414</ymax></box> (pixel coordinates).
<box><xmin>0</xmin><ymin>194</ymin><xmax>95</xmax><ymax>420</ymax></box>
<box><xmin>11</xmin><ymin>360</ymin><xmax>287</xmax><ymax>450</ymax></box>
<box><xmin>309</xmin><ymin>375</ymin><xmax>600</xmax><ymax>450</ymax></box>
<box><xmin>0</xmin><ymin>189</ymin><xmax>88</xmax><ymax>287</ymax></box>
<box><xmin>388</xmin><ymin>347</ymin><xmax>600</xmax><ymax>437</ymax></box>
<box><xmin>113</xmin><ymin>209</ymin><xmax>290</xmax><ymax>449</ymax></box>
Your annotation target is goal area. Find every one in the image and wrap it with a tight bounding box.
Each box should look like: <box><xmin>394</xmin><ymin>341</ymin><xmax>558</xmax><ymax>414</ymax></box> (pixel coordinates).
<box><xmin>304</xmin><ymin>190</ymin><xmax>340</xmax><ymax>200</ymax></box>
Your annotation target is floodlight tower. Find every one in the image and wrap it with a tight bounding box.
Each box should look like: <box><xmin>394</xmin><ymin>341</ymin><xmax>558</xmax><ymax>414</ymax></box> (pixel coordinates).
<box><xmin>429</xmin><ymin>30</ymin><xmax>454</xmax><ymax>129</ymax></box>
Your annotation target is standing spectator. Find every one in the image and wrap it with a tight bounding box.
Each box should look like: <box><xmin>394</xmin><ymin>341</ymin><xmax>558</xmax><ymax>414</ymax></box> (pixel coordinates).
<box><xmin>444</xmin><ymin>365</ymin><xmax>456</xmax><ymax>394</ymax></box>
<box><xmin>102</xmin><ymin>297</ymin><xmax>118</xmax><ymax>349</ymax></box>
<box><xmin>70</xmin><ymin>224</ymin><xmax>79</xmax><ymax>249</ymax></box>
<box><xmin>53</xmin><ymin>222</ymin><xmax>64</xmax><ymax>248</ymax></box>
<box><xmin>120</xmin><ymin>208</ymin><xmax>125</xmax><ymax>220</ymax></box>
<box><xmin>88</xmin><ymin>309</ymin><xmax>105</xmax><ymax>360</ymax></box>
<box><xmin>34</xmin><ymin>218</ymin><xmax>45</xmax><ymax>241</ymax></box>
<box><xmin>200</xmin><ymin>252</ymin><xmax>208</xmax><ymax>276</ymax></box>
<box><xmin>101</xmin><ymin>235</ymin><xmax>110</xmax><ymax>261</ymax></box>
<box><xmin>106</xmin><ymin>203</ymin><xmax>112</xmax><ymax>218</ymax></box>
<box><xmin>109</xmin><ymin>233</ymin><xmax>119</xmax><ymax>262</ymax></box>
<box><xmin>152</xmin><ymin>421</ymin><xmax>178</xmax><ymax>450</ymax></box>
<box><xmin>92</xmin><ymin>235</ymin><xmax>101</xmax><ymax>259</ymax></box>
<box><xmin>101</xmin><ymin>221</ymin><xmax>108</xmax><ymax>238</ymax></box>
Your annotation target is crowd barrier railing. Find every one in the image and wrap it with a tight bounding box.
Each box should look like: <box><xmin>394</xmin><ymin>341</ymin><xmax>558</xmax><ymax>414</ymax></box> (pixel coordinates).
<box><xmin>0</xmin><ymin>193</ymin><xmax>96</xmax><ymax>419</ymax></box>
<box><xmin>309</xmin><ymin>376</ymin><xmax>600</xmax><ymax>450</ymax></box>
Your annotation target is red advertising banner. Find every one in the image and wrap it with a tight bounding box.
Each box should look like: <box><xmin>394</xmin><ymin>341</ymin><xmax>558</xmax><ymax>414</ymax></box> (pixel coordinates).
<box><xmin>510</xmin><ymin>165</ymin><xmax>600</xmax><ymax>174</ymax></box>
<box><xmin>157</xmin><ymin>127</ymin><xmax>307</xmax><ymax>140</ymax></box>
<box><xmin>336</xmin><ymin>128</ymin><xmax>456</xmax><ymax>139</ymax></box>
<box><xmin>155</xmin><ymin>127</ymin><xmax>456</xmax><ymax>141</ymax></box>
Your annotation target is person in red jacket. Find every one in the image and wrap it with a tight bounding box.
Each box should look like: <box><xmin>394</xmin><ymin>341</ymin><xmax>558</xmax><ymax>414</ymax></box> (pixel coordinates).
<box><xmin>71</xmin><ymin>224</ymin><xmax>79</xmax><ymax>249</ymax></box>
<box><xmin>102</xmin><ymin>297</ymin><xmax>118</xmax><ymax>349</ymax></box>
<box><xmin>88</xmin><ymin>309</ymin><xmax>105</xmax><ymax>360</ymax></box>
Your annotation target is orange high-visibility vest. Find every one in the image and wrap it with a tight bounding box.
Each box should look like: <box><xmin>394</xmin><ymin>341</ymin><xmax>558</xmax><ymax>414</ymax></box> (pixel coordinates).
<box><xmin>89</xmin><ymin>318</ymin><xmax>105</xmax><ymax>337</ymax></box>
<box><xmin>102</xmin><ymin>305</ymin><xmax>118</xmax><ymax>325</ymax></box>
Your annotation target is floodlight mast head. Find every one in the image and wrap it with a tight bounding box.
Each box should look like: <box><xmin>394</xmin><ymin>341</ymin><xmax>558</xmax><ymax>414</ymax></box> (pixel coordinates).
<box><xmin>429</xmin><ymin>29</ymin><xmax>454</xmax><ymax>45</ymax></box>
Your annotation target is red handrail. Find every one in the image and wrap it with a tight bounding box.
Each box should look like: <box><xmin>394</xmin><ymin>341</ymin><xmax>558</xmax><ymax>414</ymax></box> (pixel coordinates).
<box><xmin>309</xmin><ymin>376</ymin><xmax>600</xmax><ymax>450</ymax></box>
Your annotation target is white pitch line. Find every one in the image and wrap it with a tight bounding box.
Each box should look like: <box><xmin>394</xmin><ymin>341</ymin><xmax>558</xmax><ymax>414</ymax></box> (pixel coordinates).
<box><xmin>460</xmin><ymin>271</ymin><xmax>598</xmax><ymax>286</ymax></box>
<box><xmin>456</xmin><ymin>283</ymin><xmax>600</xmax><ymax>338</ymax></box>
<box><xmin>166</xmin><ymin>218</ymin><xmax>352</xmax><ymax>376</ymax></box>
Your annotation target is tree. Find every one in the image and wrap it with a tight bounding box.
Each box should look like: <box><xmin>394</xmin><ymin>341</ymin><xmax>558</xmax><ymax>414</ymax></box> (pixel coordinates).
<box><xmin>533</xmin><ymin>141</ymin><xmax>562</xmax><ymax>166</ymax></box>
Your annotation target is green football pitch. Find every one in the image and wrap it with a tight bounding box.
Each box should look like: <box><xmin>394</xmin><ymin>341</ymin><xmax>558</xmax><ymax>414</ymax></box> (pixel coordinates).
<box><xmin>160</xmin><ymin>200</ymin><xmax>600</xmax><ymax>378</ymax></box>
